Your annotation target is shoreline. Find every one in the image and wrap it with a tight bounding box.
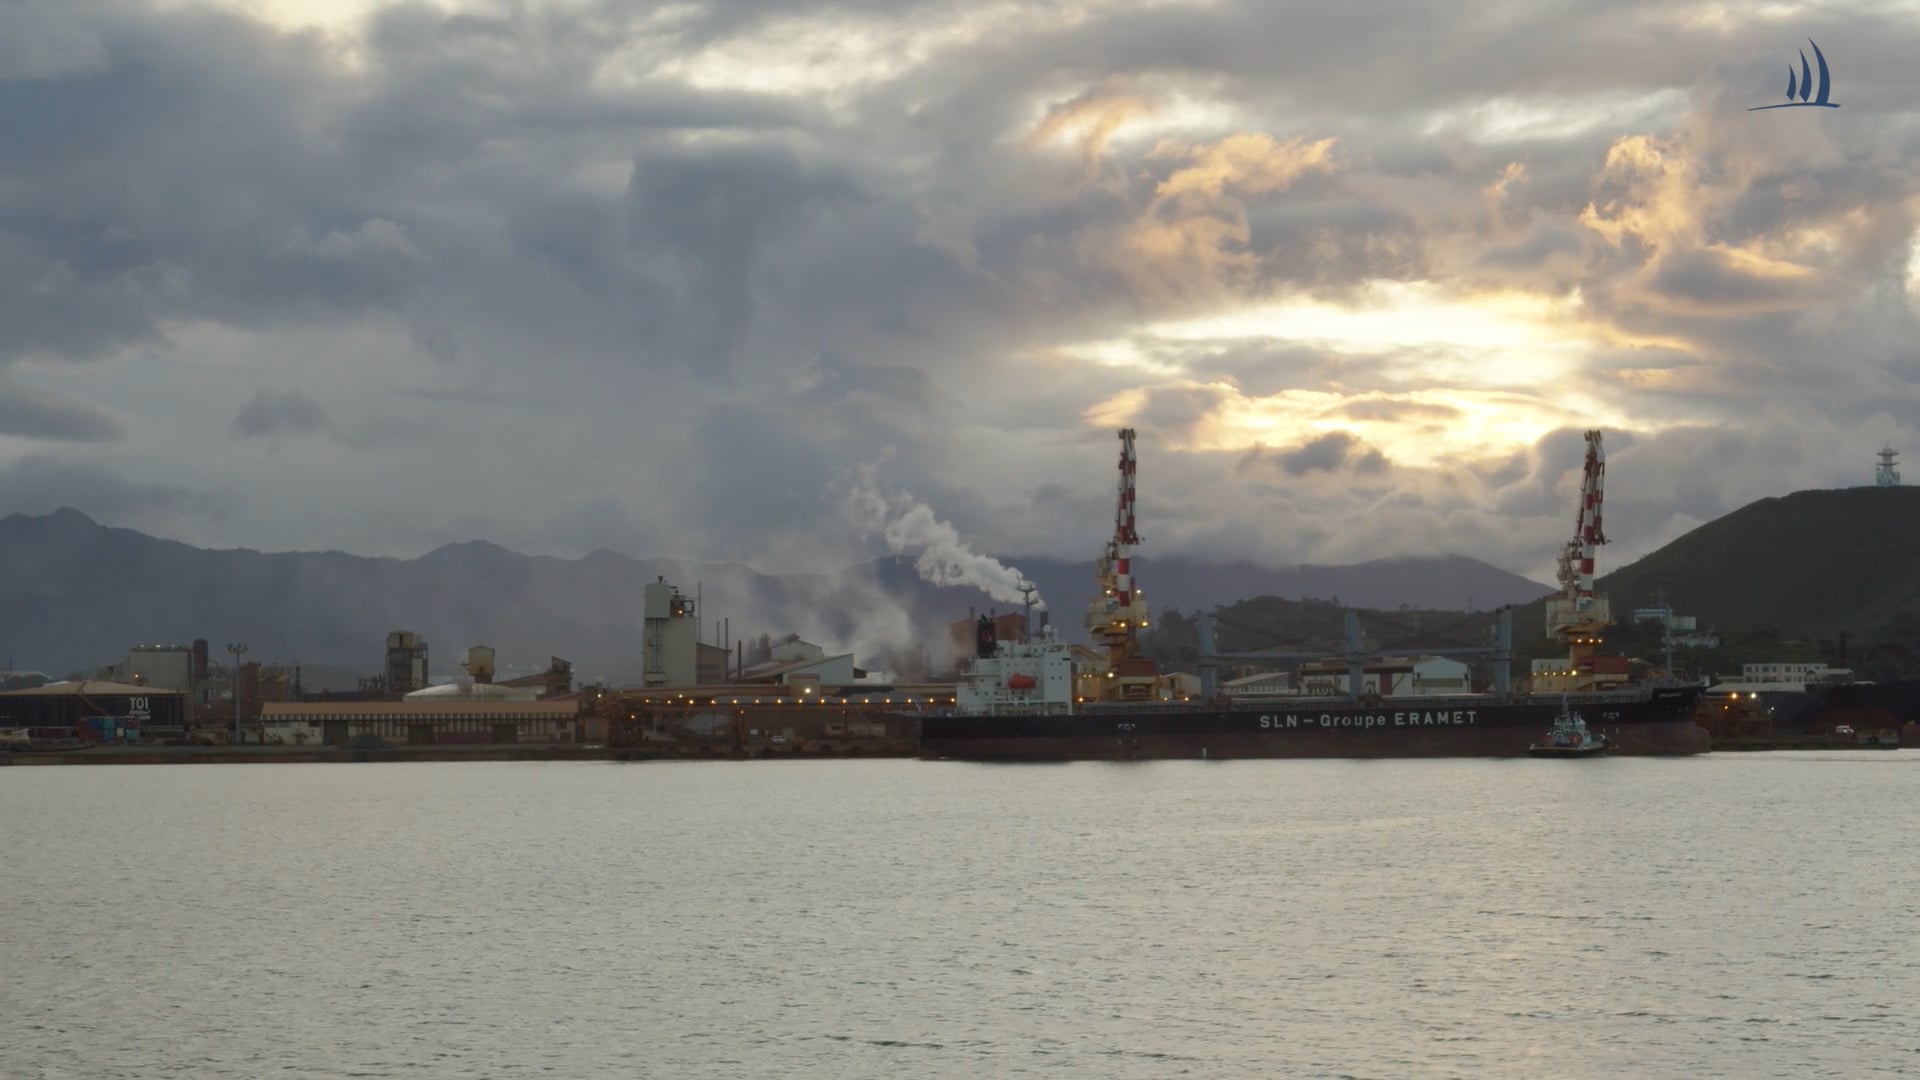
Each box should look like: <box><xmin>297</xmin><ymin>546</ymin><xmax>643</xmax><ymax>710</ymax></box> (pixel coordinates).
<box><xmin>5</xmin><ymin>737</ymin><xmax>1904</xmax><ymax>765</ymax></box>
<box><xmin>1</xmin><ymin>743</ymin><xmax>921</xmax><ymax>766</ymax></box>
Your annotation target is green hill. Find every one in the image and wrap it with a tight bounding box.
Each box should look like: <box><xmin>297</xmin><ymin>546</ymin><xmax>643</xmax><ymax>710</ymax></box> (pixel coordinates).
<box><xmin>1143</xmin><ymin>487</ymin><xmax>1920</xmax><ymax>683</ymax></box>
<box><xmin>1510</xmin><ymin>486</ymin><xmax>1920</xmax><ymax>645</ymax></box>
<box><xmin>1144</xmin><ymin>596</ymin><xmax>1514</xmax><ymax>671</ymax></box>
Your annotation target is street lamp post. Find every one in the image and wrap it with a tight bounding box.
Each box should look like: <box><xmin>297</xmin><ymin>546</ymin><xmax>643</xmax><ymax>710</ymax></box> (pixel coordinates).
<box><xmin>226</xmin><ymin>642</ymin><xmax>248</xmax><ymax>745</ymax></box>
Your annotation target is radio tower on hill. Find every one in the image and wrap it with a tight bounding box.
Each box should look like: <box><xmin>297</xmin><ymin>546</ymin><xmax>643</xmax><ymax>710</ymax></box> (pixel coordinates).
<box><xmin>1541</xmin><ymin>430</ymin><xmax>1612</xmax><ymax>692</ymax></box>
<box><xmin>1876</xmin><ymin>444</ymin><xmax>1901</xmax><ymax>487</ymax></box>
<box><xmin>1085</xmin><ymin>428</ymin><xmax>1156</xmax><ymax>701</ymax></box>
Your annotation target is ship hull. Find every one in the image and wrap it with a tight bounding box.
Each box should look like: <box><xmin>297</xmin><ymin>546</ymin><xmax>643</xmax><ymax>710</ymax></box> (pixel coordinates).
<box><xmin>918</xmin><ymin>688</ymin><xmax>1709</xmax><ymax>761</ymax></box>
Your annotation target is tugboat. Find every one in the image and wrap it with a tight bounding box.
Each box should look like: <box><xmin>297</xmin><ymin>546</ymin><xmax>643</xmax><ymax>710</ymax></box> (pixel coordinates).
<box><xmin>1528</xmin><ymin>700</ymin><xmax>1611</xmax><ymax>758</ymax></box>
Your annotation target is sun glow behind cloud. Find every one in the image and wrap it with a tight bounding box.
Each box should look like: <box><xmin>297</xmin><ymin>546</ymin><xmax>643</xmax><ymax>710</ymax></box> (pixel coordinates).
<box><xmin>1070</xmin><ymin>279</ymin><xmax>1668</xmax><ymax>465</ymax></box>
<box><xmin>1142</xmin><ymin>279</ymin><xmax>1596</xmax><ymax>388</ymax></box>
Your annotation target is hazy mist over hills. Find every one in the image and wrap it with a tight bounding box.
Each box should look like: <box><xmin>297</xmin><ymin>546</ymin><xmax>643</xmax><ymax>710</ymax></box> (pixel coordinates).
<box><xmin>0</xmin><ymin>508</ymin><xmax>1551</xmax><ymax>683</ymax></box>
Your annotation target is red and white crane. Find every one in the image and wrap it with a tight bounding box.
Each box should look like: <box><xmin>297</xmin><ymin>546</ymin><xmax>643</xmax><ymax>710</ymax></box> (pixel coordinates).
<box><xmin>1558</xmin><ymin>429</ymin><xmax>1608</xmax><ymax>612</ymax></box>
<box><xmin>1113</xmin><ymin>427</ymin><xmax>1140</xmax><ymax>614</ymax></box>
<box><xmin>1085</xmin><ymin>428</ymin><xmax>1155</xmax><ymax>699</ymax></box>
<box><xmin>1543</xmin><ymin>429</ymin><xmax>1613</xmax><ymax>690</ymax></box>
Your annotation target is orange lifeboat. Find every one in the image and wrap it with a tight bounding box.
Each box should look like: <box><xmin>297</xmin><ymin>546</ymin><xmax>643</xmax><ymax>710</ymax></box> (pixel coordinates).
<box><xmin>1007</xmin><ymin>673</ymin><xmax>1037</xmax><ymax>690</ymax></box>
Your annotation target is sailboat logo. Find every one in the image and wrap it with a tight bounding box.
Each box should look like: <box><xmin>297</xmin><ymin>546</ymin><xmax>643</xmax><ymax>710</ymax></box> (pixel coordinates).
<box><xmin>1749</xmin><ymin>39</ymin><xmax>1842</xmax><ymax>110</ymax></box>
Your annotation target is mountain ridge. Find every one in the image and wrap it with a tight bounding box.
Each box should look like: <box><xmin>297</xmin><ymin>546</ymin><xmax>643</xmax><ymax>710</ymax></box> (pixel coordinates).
<box><xmin>0</xmin><ymin>507</ymin><xmax>1552</xmax><ymax>682</ymax></box>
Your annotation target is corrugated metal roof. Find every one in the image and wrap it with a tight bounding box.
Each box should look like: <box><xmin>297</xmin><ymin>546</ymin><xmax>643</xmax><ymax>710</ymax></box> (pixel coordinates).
<box><xmin>740</xmin><ymin>654</ymin><xmax>855</xmax><ymax>680</ymax></box>
<box><xmin>262</xmin><ymin>701</ymin><xmax>578</xmax><ymax>718</ymax></box>
<box><xmin>0</xmin><ymin>680</ymin><xmax>187</xmax><ymax>697</ymax></box>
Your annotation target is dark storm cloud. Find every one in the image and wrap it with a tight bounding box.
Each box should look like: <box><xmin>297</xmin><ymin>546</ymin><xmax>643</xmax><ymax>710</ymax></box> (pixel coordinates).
<box><xmin>1240</xmin><ymin>432</ymin><xmax>1390</xmax><ymax>477</ymax></box>
<box><xmin>234</xmin><ymin>388</ymin><xmax>328</xmax><ymax>437</ymax></box>
<box><xmin>1643</xmin><ymin>248</ymin><xmax>1841</xmax><ymax>315</ymax></box>
<box><xmin>0</xmin><ymin>6</ymin><xmax>383</xmax><ymax>362</ymax></box>
<box><xmin>0</xmin><ymin>382</ymin><xmax>124</xmax><ymax>442</ymax></box>
<box><xmin>0</xmin><ymin>1</ymin><xmax>815</xmax><ymax>369</ymax></box>
<box><xmin>1489</xmin><ymin>428</ymin><xmax>1647</xmax><ymax>520</ymax></box>
<box><xmin>626</xmin><ymin>142</ymin><xmax>866</xmax><ymax>375</ymax></box>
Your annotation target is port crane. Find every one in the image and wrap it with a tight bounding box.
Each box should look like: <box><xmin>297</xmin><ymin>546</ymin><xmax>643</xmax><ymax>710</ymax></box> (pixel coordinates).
<box><xmin>1083</xmin><ymin>428</ymin><xmax>1157</xmax><ymax>701</ymax></box>
<box><xmin>1539</xmin><ymin>429</ymin><xmax>1612</xmax><ymax>693</ymax></box>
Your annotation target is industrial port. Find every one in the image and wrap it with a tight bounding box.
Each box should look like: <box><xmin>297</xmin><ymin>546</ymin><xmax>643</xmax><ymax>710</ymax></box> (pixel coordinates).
<box><xmin>1</xmin><ymin>430</ymin><xmax>1910</xmax><ymax>763</ymax></box>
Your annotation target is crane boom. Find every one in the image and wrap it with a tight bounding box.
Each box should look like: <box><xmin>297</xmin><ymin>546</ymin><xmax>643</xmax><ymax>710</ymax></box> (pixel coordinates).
<box><xmin>1557</xmin><ymin>429</ymin><xmax>1608</xmax><ymax>608</ymax></box>
<box><xmin>1541</xmin><ymin>429</ymin><xmax>1614</xmax><ymax>688</ymax></box>
<box><xmin>1083</xmin><ymin>428</ymin><xmax>1155</xmax><ymax>700</ymax></box>
<box><xmin>1114</xmin><ymin>427</ymin><xmax>1139</xmax><ymax>609</ymax></box>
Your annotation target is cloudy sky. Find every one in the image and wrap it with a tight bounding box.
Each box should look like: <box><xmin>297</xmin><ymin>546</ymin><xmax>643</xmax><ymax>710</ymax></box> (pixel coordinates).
<box><xmin>2</xmin><ymin>0</ymin><xmax>1917</xmax><ymax>586</ymax></box>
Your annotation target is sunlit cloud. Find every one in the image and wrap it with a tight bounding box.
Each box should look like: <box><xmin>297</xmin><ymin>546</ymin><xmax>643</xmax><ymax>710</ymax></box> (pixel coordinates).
<box><xmin>1144</xmin><ymin>280</ymin><xmax>1585</xmax><ymax>356</ymax></box>
<box><xmin>1087</xmin><ymin>380</ymin><xmax>1654</xmax><ymax>467</ymax></box>
<box><xmin>1420</xmin><ymin>89</ymin><xmax>1690</xmax><ymax>145</ymax></box>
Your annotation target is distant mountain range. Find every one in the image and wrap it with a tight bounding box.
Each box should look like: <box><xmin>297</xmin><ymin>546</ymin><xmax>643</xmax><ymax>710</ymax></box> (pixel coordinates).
<box><xmin>0</xmin><ymin>507</ymin><xmax>1552</xmax><ymax>685</ymax></box>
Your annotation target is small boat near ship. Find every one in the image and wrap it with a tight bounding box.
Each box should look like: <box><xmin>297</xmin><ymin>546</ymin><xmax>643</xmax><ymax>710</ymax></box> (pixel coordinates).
<box><xmin>1527</xmin><ymin>704</ymin><xmax>1611</xmax><ymax>758</ymax></box>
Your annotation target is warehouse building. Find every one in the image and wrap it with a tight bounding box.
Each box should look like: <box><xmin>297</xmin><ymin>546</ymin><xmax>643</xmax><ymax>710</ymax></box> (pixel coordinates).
<box><xmin>0</xmin><ymin>680</ymin><xmax>191</xmax><ymax>740</ymax></box>
<box><xmin>260</xmin><ymin>700</ymin><xmax>584</xmax><ymax>747</ymax></box>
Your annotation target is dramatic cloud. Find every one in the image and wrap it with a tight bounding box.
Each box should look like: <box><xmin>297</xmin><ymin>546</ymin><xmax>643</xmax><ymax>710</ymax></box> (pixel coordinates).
<box><xmin>1263</xmin><ymin>432</ymin><xmax>1390</xmax><ymax>477</ymax></box>
<box><xmin>2</xmin><ymin>0</ymin><xmax>1918</xmax><ymax>630</ymax></box>
<box><xmin>0</xmin><ymin>381</ymin><xmax>124</xmax><ymax>442</ymax></box>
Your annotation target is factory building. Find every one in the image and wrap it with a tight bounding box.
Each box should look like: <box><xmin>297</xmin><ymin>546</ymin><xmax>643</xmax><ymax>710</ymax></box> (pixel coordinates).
<box><xmin>739</xmin><ymin>653</ymin><xmax>862</xmax><ymax>687</ymax></box>
<box><xmin>123</xmin><ymin>643</ymin><xmax>201</xmax><ymax>691</ymax></box>
<box><xmin>462</xmin><ymin>645</ymin><xmax>495</xmax><ymax>683</ymax></box>
<box><xmin>0</xmin><ymin>680</ymin><xmax>191</xmax><ymax>740</ymax></box>
<box><xmin>404</xmin><ymin>682</ymin><xmax>543</xmax><ymax>702</ymax></box>
<box><xmin>643</xmin><ymin>577</ymin><xmax>701</xmax><ymax>688</ymax></box>
<box><xmin>697</xmin><ymin>643</ymin><xmax>729</xmax><ymax>685</ymax></box>
<box><xmin>385</xmin><ymin>631</ymin><xmax>430</xmax><ymax>693</ymax></box>
<box><xmin>735</xmin><ymin>636</ymin><xmax>862</xmax><ymax>687</ymax></box>
<box><xmin>499</xmin><ymin>657</ymin><xmax>575</xmax><ymax>698</ymax></box>
<box><xmin>260</xmin><ymin>700</ymin><xmax>583</xmax><ymax>747</ymax></box>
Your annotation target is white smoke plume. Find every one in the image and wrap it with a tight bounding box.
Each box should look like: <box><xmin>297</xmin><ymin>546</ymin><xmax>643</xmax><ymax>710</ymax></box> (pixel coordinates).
<box><xmin>844</xmin><ymin>463</ymin><xmax>1046</xmax><ymax>611</ymax></box>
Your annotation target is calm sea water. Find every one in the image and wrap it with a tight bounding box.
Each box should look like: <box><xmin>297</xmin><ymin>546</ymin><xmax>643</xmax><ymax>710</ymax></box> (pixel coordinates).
<box><xmin>3</xmin><ymin>755</ymin><xmax>1917</xmax><ymax>1079</ymax></box>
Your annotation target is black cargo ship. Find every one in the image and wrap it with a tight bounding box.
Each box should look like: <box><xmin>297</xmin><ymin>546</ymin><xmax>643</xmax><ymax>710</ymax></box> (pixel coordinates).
<box><xmin>920</xmin><ymin>684</ymin><xmax>1707</xmax><ymax>760</ymax></box>
<box><xmin>914</xmin><ymin>622</ymin><xmax>1708</xmax><ymax>761</ymax></box>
